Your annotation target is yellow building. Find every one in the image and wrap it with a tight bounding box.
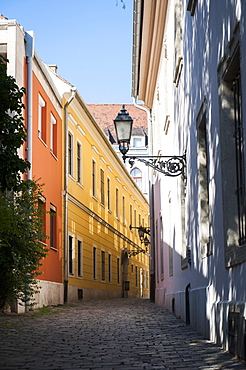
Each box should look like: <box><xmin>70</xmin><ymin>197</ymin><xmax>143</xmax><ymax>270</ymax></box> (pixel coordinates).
<box><xmin>60</xmin><ymin>88</ymin><xmax>150</xmax><ymax>302</ymax></box>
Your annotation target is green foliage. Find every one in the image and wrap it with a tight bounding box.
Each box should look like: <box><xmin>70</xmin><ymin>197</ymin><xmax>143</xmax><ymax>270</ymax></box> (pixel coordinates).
<box><xmin>0</xmin><ymin>181</ymin><xmax>48</xmax><ymax>310</ymax></box>
<box><xmin>0</xmin><ymin>55</ymin><xmax>48</xmax><ymax>310</ymax></box>
<box><xmin>0</xmin><ymin>54</ymin><xmax>30</xmax><ymax>191</ymax></box>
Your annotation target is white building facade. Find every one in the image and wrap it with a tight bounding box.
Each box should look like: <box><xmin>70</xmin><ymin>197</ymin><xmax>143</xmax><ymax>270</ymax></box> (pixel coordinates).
<box><xmin>132</xmin><ymin>0</ymin><xmax>246</xmax><ymax>360</ymax></box>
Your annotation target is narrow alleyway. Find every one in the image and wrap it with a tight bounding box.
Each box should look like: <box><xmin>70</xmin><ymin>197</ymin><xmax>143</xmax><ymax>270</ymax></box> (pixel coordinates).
<box><xmin>0</xmin><ymin>298</ymin><xmax>245</xmax><ymax>369</ymax></box>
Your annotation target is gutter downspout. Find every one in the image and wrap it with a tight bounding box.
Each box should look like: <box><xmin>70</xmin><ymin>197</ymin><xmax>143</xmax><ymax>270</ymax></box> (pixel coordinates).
<box><xmin>25</xmin><ymin>31</ymin><xmax>35</xmax><ymax>181</ymax></box>
<box><xmin>132</xmin><ymin>97</ymin><xmax>155</xmax><ymax>302</ymax></box>
<box><xmin>63</xmin><ymin>87</ymin><xmax>76</xmax><ymax>303</ymax></box>
<box><xmin>24</xmin><ymin>31</ymin><xmax>34</xmax><ymax>313</ymax></box>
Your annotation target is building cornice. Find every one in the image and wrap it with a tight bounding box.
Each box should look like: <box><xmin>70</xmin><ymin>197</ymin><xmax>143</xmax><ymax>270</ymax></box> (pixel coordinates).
<box><xmin>132</xmin><ymin>0</ymin><xmax>168</xmax><ymax>109</ymax></box>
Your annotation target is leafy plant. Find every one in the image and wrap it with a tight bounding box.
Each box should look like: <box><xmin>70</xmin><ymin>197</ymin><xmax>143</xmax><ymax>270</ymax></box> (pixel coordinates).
<box><xmin>0</xmin><ymin>54</ymin><xmax>30</xmax><ymax>191</ymax></box>
<box><xmin>0</xmin><ymin>181</ymin><xmax>48</xmax><ymax>310</ymax></box>
<box><xmin>0</xmin><ymin>55</ymin><xmax>48</xmax><ymax>310</ymax></box>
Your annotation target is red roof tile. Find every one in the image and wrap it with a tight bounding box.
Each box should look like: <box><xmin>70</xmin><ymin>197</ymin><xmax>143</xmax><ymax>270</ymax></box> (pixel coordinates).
<box><xmin>87</xmin><ymin>104</ymin><xmax>148</xmax><ymax>140</ymax></box>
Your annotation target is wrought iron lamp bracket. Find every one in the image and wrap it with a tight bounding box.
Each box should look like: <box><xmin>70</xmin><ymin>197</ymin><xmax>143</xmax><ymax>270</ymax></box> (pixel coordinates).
<box><xmin>128</xmin><ymin>248</ymin><xmax>148</xmax><ymax>258</ymax></box>
<box><xmin>123</xmin><ymin>152</ymin><xmax>186</xmax><ymax>178</ymax></box>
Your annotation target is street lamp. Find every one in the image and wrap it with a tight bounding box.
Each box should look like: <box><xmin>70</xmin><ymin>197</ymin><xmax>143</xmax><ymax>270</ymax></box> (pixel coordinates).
<box><xmin>128</xmin><ymin>225</ymin><xmax>150</xmax><ymax>257</ymax></box>
<box><xmin>114</xmin><ymin>105</ymin><xmax>186</xmax><ymax>177</ymax></box>
<box><xmin>113</xmin><ymin>104</ymin><xmax>133</xmax><ymax>156</ymax></box>
<box><xmin>130</xmin><ymin>225</ymin><xmax>150</xmax><ymax>242</ymax></box>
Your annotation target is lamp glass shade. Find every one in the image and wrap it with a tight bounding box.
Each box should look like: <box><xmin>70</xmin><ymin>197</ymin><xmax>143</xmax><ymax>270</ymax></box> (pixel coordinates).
<box><xmin>114</xmin><ymin>105</ymin><xmax>133</xmax><ymax>144</ymax></box>
<box><xmin>138</xmin><ymin>227</ymin><xmax>145</xmax><ymax>241</ymax></box>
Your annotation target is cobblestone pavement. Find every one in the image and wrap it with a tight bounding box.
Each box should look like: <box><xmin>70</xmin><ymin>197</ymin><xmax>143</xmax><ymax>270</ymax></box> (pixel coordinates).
<box><xmin>0</xmin><ymin>298</ymin><xmax>245</xmax><ymax>370</ymax></box>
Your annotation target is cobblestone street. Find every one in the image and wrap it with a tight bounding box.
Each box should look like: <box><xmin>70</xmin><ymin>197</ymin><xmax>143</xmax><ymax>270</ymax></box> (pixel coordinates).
<box><xmin>0</xmin><ymin>298</ymin><xmax>245</xmax><ymax>369</ymax></box>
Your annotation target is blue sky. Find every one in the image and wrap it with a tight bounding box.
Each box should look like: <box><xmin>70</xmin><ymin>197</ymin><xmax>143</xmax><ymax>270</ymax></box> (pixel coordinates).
<box><xmin>1</xmin><ymin>0</ymin><xmax>133</xmax><ymax>103</ymax></box>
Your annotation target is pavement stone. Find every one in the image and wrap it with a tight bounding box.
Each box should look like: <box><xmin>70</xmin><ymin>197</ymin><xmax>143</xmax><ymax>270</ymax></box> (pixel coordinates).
<box><xmin>0</xmin><ymin>298</ymin><xmax>245</xmax><ymax>369</ymax></box>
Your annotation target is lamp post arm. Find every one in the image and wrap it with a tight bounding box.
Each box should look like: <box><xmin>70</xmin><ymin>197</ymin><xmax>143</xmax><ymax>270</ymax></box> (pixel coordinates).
<box><xmin>123</xmin><ymin>153</ymin><xmax>186</xmax><ymax>177</ymax></box>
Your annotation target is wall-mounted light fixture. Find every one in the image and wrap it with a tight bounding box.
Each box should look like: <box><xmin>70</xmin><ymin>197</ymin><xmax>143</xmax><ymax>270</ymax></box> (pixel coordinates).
<box><xmin>128</xmin><ymin>225</ymin><xmax>150</xmax><ymax>257</ymax></box>
<box><xmin>114</xmin><ymin>105</ymin><xmax>186</xmax><ymax>177</ymax></box>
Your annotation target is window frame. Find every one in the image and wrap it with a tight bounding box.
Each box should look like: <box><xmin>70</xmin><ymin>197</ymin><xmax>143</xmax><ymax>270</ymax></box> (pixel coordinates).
<box><xmin>77</xmin><ymin>238</ymin><xmax>83</xmax><ymax>277</ymax></box>
<box><xmin>38</xmin><ymin>94</ymin><xmax>46</xmax><ymax>143</ymax></box>
<box><xmin>69</xmin><ymin>234</ymin><xmax>75</xmax><ymax>275</ymax></box>
<box><xmin>100</xmin><ymin>168</ymin><xmax>105</xmax><ymax>205</ymax></box>
<box><xmin>93</xmin><ymin>245</ymin><xmax>97</xmax><ymax>280</ymax></box>
<box><xmin>92</xmin><ymin>159</ymin><xmax>96</xmax><ymax>198</ymax></box>
<box><xmin>50</xmin><ymin>203</ymin><xmax>57</xmax><ymax>251</ymax></box>
<box><xmin>101</xmin><ymin>250</ymin><xmax>105</xmax><ymax>281</ymax></box>
<box><xmin>50</xmin><ymin>113</ymin><xmax>57</xmax><ymax>157</ymax></box>
<box><xmin>68</xmin><ymin>132</ymin><xmax>73</xmax><ymax>177</ymax></box>
<box><xmin>77</xmin><ymin>141</ymin><xmax>82</xmax><ymax>184</ymax></box>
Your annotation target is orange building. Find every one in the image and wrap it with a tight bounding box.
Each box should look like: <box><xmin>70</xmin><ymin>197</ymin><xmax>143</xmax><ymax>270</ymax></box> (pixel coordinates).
<box><xmin>0</xmin><ymin>17</ymin><xmax>64</xmax><ymax>310</ymax></box>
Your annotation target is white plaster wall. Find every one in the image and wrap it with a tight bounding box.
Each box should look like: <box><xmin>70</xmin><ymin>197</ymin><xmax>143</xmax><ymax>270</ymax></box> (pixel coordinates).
<box><xmin>32</xmin><ymin>280</ymin><xmax>64</xmax><ymax>308</ymax></box>
<box><xmin>151</xmin><ymin>0</ymin><xmax>246</xmax><ymax>352</ymax></box>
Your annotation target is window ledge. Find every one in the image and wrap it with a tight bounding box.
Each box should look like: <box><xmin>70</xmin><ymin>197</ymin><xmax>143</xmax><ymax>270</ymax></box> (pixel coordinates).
<box><xmin>68</xmin><ymin>174</ymin><xmax>76</xmax><ymax>182</ymax></box>
<box><xmin>39</xmin><ymin>241</ymin><xmax>48</xmax><ymax>247</ymax></box>
<box><xmin>76</xmin><ymin>182</ymin><xmax>84</xmax><ymax>189</ymax></box>
<box><xmin>50</xmin><ymin>246</ymin><xmax>58</xmax><ymax>252</ymax></box>
<box><xmin>50</xmin><ymin>150</ymin><xmax>58</xmax><ymax>161</ymax></box>
<box><xmin>38</xmin><ymin>136</ymin><xmax>48</xmax><ymax>147</ymax></box>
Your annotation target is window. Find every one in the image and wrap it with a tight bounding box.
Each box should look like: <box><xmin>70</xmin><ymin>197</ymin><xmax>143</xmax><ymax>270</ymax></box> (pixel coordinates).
<box><xmin>133</xmin><ymin>137</ymin><xmax>142</xmax><ymax>147</ymax></box>
<box><xmin>50</xmin><ymin>113</ymin><xmax>57</xmax><ymax>157</ymax></box>
<box><xmin>122</xmin><ymin>196</ymin><xmax>126</xmax><ymax>224</ymax></box>
<box><xmin>197</xmin><ymin>100</ymin><xmax>211</xmax><ymax>258</ymax></box>
<box><xmin>92</xmin><ymin>160</ymin><xmax>96</xmax><ymax>197</ymax></box>
<box><xmin>233</xmin><ymin>72</ymin><xmax>245</xmax><ymax>245</ymax></box>
<box><xmin>187</xmin><ymin>0</ymin><xmax>197</xmax><ymax>15</ymax></box>
<box><xmin>77</xmin><ymin>239</ymin><xmax>82</xmax><ymax>277</ymax></box>
<box><xmin>38</xmin><ymin>94</ymin><xmax>46</xmax><ymax>142</ymax></box>
<box><xmin>0</xmin><ymin>43</ymin><xmax>7</xmax><ymax>60</ymax></box>
<box><xmin>93</xmin><ymin>246</ymin><xmax>97</xmax><ymax>280</ymax></box>
<box><xmin>69</xmin><ymin>235</ymin><xmax>74</xmax><ymax>275</ymax></box>
<box><xmin>218</xmin><ymin>24</ymin><xmax>246</xmax><ymax>266</ymax></box>
<box><xmin>160</xmin><ymin>217</ymin><xmax>164</xmax><ymax>279</ymax></box>
<box><xmin>101</xmin><ymin>250</ymin><xmax>105</xmax><ymax>281</ymax></box>
<box><xmin>134</xmin><ymin>209</ymin><xmax>137</xmax><ymax>233</ymax></box>
<box><xmin>100</xmin><ymin>169</ymin><xmax>105</xmax><ymax>205</ymax></box>
<box><xmin>130</xmin><ymin>168</ymin><xmax>142</xmax><ymax>189</ymax></box>
<box><xmin>108</xmin><ymin>254</ymin><xmax>112</xmax><ymax>283</ymax></box>
<box><xmin>174</xmin><ymin>0</ymin><xmax>183</xmax><ymax>86</ymax></box>
<box><xmin>130</xmin><ymin>204</ymin><xmax>133</xmax><ymax>226</ymax></box>
<box><xmin>181</xmin><ymin>173</ymin><xmax>188</xmax><ymax>268</ymax></box>
<box><xmin>50</xmin><ymin>204</ymin><xmax>56</xmax><ymax>250</ymax></box>
<box><xmin>117</xmin><ymin>257</ymin><xmax>120</xmax><ymax>284</ymax></box>
<box><xmin>107</xmin><ymin>178</ymin><xmax>111</xmax><ymax>210</ymax></box>
<box><xmin>135</xmin><ymin>266</ymin><xmax>138</xmax><ymax>287</ymax></box>
<box><xmin>68</xmin><ymin>132</ymin><xmax>73</xmax><ymax>176</ymax></box>
<box><xmin>38</xmin><ymin>196</ymin><xmax>46</xmax><ymax>243</ymax></box>
<box><xmin>116</xmin><ymin>188</ymin><xmax>119</xmax><ymax>219</ymax></box>
<box><xmin>77</xmin><ymin>142</ymin><xmax>81</xmax><ymax>183</ymax></box>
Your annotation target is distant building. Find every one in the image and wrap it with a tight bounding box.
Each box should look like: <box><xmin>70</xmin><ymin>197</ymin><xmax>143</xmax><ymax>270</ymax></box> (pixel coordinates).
<box><xmin>88</xmin><ymin>104</ymin><xmax>150</xmax><ymax>199</ymax></box>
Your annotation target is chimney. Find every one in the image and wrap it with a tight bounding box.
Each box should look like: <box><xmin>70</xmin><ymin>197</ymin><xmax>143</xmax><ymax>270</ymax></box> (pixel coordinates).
<box><xmin>48</xmin><ymin>64</ymin><xmax>58</xmax><ymax>74</ymax></box>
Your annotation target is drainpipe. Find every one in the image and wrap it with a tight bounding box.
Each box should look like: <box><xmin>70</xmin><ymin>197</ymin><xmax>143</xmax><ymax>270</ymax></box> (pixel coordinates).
<box><xmin>25</xmin><ymin>31</ymin><xmax>35</xmax><ymax>181</ymax></box>
<box><xmin>24</xmin><ymin>31</ymin><xmax>34</xmax><ymax>313</ymax></box>
<box><xmin>132</xmin><ymin>97</ymin><xmax>155</xmax><ymax>302</ymax></box>
<box><xmin>63</xmin><ymin>87</ymin><xmax>76</xmax><ymax>303</ymax></box>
